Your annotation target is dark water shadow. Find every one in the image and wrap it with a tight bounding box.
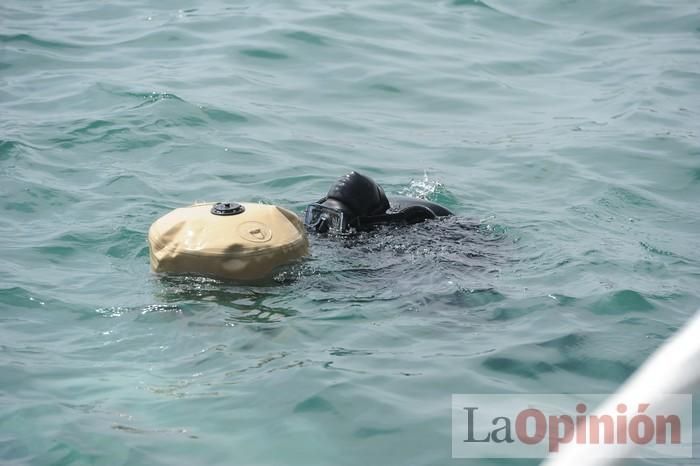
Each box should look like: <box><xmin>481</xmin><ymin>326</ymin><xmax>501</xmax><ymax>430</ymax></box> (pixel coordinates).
<box><xmin>147</xmin><ymin>215</ymin><xmax>510</xmax><ymax>325</ymax></box>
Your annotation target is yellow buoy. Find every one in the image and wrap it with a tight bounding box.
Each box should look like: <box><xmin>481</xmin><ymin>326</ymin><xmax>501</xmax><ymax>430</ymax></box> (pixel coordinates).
<box><xmin>148</xmin><ymin>202</ymin><xmax>308</xmax><ymax>280</ymax></box>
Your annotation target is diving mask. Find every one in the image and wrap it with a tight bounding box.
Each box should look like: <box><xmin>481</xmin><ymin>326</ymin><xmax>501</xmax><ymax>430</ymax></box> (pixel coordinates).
<box><xmin>303</xmin><ymin>203</ymin><xmax>351</xmax><ymax>234</ymax></box>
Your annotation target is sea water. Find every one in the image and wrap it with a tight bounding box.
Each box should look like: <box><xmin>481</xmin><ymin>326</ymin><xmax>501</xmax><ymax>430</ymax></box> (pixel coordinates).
<box><xmin>1</xmin><ymin>0</ymin><xmax>699</xmax><ymax>464</ymax></box>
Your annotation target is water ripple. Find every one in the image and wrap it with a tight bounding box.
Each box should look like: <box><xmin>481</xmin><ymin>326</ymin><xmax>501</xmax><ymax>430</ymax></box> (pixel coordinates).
<box><xmin>1</xmin><ymin>0</ymin><xmax>699</xmax><ymax>464</ymax></box>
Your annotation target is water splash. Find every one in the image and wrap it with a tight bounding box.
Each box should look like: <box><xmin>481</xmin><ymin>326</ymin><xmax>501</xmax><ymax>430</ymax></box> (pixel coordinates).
<box><xmin>398</xmin><ymin>171</ymin><xmax>444</xmax><ymax>200</ymax></box>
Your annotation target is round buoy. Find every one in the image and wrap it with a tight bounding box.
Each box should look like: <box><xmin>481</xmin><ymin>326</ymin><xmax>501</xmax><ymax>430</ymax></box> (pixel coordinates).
<box><xmin>148</xmin><ymin>202</ymin><xmax>308</xmax><ymax>280</ymax></box>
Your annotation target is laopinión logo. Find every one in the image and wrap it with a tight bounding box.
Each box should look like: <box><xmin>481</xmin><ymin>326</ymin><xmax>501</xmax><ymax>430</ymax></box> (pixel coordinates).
<box><xmin>451</xmin><ymin>394</ymin><xmax>693</xmax><ymax>459</ymax></box>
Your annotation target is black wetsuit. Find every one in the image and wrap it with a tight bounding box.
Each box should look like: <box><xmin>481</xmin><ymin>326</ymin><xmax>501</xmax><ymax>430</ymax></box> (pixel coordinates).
<box><xmin>304</xmin><ymin>172</ymin><xmax>453</xmax><ymax>234</ymax></box>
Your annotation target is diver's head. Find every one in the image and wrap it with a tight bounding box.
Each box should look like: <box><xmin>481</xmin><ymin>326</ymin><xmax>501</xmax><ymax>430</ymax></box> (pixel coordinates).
<box><xmin>325</xmin><ymin>171</ymin><xmax>390</xmax><ymax>217</ymax></box>
<box><xmin>304</xmin><ymin>171</ymin><xmax>453</xmax><ymax>234</ymax></box>
<box><xmin>304</xmin><ymin>171</ymin><xmax>389</xmax><ymax>233</ymax></box>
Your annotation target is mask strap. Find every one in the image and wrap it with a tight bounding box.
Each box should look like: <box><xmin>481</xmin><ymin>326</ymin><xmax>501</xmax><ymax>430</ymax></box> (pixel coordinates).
<box><xmin>356</xmin><ymin>206</ymin><xmax>437</xmax><ymax>228</ymax></box>
<box><xmin>356</xmin><ymin>212</ymin><xmax>403</xmax><ymax>228</ymax></box>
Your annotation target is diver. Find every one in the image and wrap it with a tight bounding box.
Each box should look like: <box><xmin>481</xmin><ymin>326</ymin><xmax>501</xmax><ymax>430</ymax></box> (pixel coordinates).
<box><xmin>304</xmin><ymin>171</ymin><xmax>453</xmax><ymax>234</ymax></box>
<box><xmin>148</xmin><ymin>170</ymin><xmax>454</xmax><ymax>280</ymax></box>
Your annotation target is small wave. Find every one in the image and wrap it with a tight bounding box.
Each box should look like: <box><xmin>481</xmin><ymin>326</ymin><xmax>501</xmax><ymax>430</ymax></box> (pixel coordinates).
<box><xmin>95</xmin><ymin>83</ymin><xmax>185</xmax><ymax>103</ymax></box>
<box><xmin>452</xmin><ymin>0</ymin><xmax>493</xmax><ymax>9</ymax></box>
<box><xmin>0</xmin><ymin>33</ymin><xmax>80</xmax><ymax>49</ymax></box>
<box><xmin>116</xmin><ymin>28</ymin><xmax>207</xmax><ymax>49</ymax></box>
<box><xmin>588</xmin><ymin>289</ymin><xmax>656</xmax><ymax>315</ymax></box>
<box><xmin>284</xmin><ymin>30</ymin><xmax>328</xmax><ymax>46</ymax></box>
<box><xmin>240</xmin><ymin>48</ymin><xmax>289</xmax><ymax>60</ymax></box>
<box><xmin>0</xmin><ymin>139</ymin><xmax>44</xmax><ymax>161</ymax></box>
<box><xmin>639</xmin><ymin>241</ymin><xmax>681</xmax><ymax>258</ymax></box>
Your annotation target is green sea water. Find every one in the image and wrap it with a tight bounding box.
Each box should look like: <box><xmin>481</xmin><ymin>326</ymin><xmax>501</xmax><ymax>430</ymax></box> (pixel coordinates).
<box><xmin>2</xmin><ymin>0</ymin><xmax>700</xmax><ymax>465</ymax></box>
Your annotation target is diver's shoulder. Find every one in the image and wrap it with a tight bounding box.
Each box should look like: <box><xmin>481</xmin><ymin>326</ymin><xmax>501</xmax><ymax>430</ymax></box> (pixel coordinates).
<box><xmin>389</xmin><ymin>196</ymin><xmax>453</xmax><ymax>217</ymax></box>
